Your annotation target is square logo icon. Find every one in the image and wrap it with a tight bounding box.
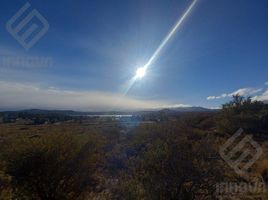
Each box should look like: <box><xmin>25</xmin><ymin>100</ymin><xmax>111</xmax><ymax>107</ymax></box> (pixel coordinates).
<box><xmin>6</xmin><ymin>2</ymin><xmax>49</xmax><ymax>50</ymax></box>
<box><xmin>220</xmin><ymin>128</ymin><xmax>263</xmax><ymax>179</ymax></box>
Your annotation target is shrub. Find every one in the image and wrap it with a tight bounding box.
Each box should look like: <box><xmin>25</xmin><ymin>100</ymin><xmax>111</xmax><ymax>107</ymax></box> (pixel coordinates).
<box><xmin>217</xmin><ymin>95</ymin><xmax>268</xmax><ymax>135</ymax></box>
<box><xmin>111</xmin><ymin>123</ymin><xmax>226</xmax><ymax>200</ymax></box>
<box><xmin>3</xmin><ymin>133</ymin><xmax>104</xmax><ymax>200</ymax></box>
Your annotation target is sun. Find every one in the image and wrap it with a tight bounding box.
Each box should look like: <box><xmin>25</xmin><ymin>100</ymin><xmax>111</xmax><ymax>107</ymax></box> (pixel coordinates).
<box><xmin>135</xmin><ymin>67</ymin><xmax>146</xmax><ymax>79</ymax></box>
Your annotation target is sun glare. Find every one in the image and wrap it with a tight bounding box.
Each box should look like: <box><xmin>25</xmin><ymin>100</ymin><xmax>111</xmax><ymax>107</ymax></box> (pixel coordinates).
<box><xmin>135</xmin><ymin>67</ymin><xmax>146</xmax><ymax>79</ymax></box>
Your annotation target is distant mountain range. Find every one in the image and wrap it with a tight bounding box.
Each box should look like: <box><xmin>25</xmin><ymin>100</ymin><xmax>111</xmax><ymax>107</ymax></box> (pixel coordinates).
<box><xmin>161</xmin><ymin>106</ymin><xmax>213</xmax><ymax>112</ymax></box>
<box><xmin>2</xmin><ymin>107</ymin><xmax>218</xmax><ymax>116</ymax></box>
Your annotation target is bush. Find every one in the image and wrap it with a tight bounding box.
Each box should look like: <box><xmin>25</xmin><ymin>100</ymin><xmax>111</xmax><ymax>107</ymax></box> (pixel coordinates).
<box><xmin>111</xmin><ymin>123</ymin><xmax>226</xmax><ymax>200</ymax></box>
<box><xmin>217</xmin><ymin>95</ymin><xmax>268</xmax><ymax>135</ymax></box>
<box><xmin>3</xmin><ymin>133</ymin><xmax>104</xmax><ymax>200</ymax></box>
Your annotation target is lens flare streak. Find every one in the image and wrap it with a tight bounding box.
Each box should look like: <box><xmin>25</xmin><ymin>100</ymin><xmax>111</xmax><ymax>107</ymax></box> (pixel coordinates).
<box><xmin>124</xmin><ymin>0</ymin><xmax>197</xmax><ymax>95</ymax></box>
<box><xmin>144</xmin><ymin>0</ymin><xmax>197</xmax><ymax>70</ymax></box>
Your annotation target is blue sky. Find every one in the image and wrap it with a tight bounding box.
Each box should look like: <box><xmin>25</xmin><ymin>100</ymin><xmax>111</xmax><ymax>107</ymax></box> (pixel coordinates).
<box><xmin>0</xmin><ymin>0</ymin><xmax>268</xmax><ymax>111</ymax></box>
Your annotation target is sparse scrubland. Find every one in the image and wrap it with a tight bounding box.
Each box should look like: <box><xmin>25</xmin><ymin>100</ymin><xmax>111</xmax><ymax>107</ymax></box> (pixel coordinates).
<box><xmin>0</xmin><ymin>96</ymin><xmax>268</xmax><ymax>200</ymax></box>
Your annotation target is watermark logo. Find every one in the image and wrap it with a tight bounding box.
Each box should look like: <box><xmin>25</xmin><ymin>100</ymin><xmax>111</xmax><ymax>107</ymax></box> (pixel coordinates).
<box><xmin>219</xmin><ymin>128</ymin><xmax>263</xmax><ymax>179</ymax></box>
<box><xmin>216</xmin><ymin>180</ymin><xmax>266</xmax><ymax>200</ymax></box>
<box><xmin>6</xmin><ymin>2</ymin><xmax>49</xmax><ymax>50</ymax></box>
<box><xmin>0</xmin><ymin>56</ymin><xmax>53</xmax><ymax>69</ymax></box>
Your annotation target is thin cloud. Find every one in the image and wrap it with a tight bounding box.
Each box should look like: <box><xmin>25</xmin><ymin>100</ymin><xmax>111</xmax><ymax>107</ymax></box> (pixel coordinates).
<box><xmin>207</xmin><ymin>88</ymin><xmax>263</xmax><ymax>101</ymax></box>
<box><xmin>252</xmin><ymin>90</ymin><xmax>268</xmax><ymax>102</ymax></box>
<box><xmin>210</xmin><ymin>106</ymin><xmax>221</xmax><ymax>110</ymax></box>
<box><xmin>0</xmin><ymin>81</ymin><xmax>190</xmax><ymax>111</ymax></box>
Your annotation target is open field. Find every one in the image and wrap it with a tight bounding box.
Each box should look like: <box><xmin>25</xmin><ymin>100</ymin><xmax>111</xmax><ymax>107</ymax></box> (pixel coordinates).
<box><xmin>1</xmin><ymin>97</ymin><xmax>268</xmax><ymax>199</ymax></box>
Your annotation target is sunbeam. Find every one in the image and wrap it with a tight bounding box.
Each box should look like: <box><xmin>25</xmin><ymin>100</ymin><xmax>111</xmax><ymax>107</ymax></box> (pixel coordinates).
<box><xmin>124</xmin><ymin>0</ymin><xmax>198</xmax><ymax>95</ymax></box>
<box><xmin>143</xmin><ymin>0</ymin><xmax>197</xmax><ymax>71</ymax></box>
